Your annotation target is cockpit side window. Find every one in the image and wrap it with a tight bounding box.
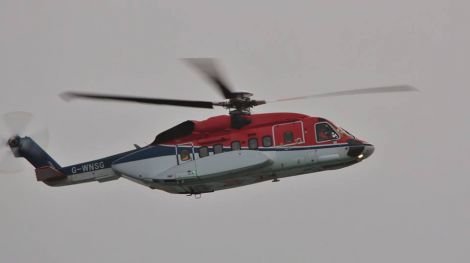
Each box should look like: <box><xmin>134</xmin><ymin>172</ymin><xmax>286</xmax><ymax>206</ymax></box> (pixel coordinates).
<box><xmin>315</xmin><ymin>122</ymin><xmax>340</xmax><ymax>142</ymax></box>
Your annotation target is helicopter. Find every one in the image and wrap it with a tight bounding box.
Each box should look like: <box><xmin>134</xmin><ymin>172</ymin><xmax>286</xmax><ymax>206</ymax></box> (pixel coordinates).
<box><xmin>1</xmin><ymin>59</ymin><xmax>416</xmax><ymax>196</ymax></box>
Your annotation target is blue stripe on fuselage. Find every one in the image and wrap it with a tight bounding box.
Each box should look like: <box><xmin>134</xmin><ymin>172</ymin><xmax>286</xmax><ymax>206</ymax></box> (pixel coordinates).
<box><xmin>112</xmin><ymin>143</ymin><xmax>368</xmax><ymax>165</ymax></box>
<box><xmin>112</xmin><ymin>145</ymin><xmax>176</xmax><ymax>164</ymax></box>
<box><xmin>59</xmin><ymin>149</ymin><xmax>138</xmax><ymax>175</ymax></box>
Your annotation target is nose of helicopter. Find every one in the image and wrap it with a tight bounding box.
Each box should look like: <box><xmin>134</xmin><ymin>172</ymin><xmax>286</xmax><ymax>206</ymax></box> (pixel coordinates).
<box><xmin>347</xmin><ymin>139</ymin><xmax>374</xmax><ymax>160</ymax></box>
<box><xmin>360</xmin><ymin>144</ymin><xmax>375</xmax><ymax>160</ymax></box>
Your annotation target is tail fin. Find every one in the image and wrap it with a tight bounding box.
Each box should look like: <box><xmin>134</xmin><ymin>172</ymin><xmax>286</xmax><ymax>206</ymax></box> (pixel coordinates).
<box><xmin>9</xmin><ymin>136</ymin><xmax>65</xmax><ymax>182</ymax></box>
<box><xmin>9</xmin><ymin>136</ymin><xmax>60</xmax><ymax>168</ymax></box>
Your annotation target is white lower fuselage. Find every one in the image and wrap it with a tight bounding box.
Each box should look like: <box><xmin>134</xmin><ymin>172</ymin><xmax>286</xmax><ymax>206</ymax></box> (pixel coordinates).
<box><xmin>110</xmin><ymin>143</ymin><xmax>374</xmax><ymax>194</ymax></box>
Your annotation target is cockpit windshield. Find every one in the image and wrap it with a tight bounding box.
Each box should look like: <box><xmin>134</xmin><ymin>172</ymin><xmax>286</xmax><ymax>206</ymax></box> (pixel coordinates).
<box><xmin>315</xmin><ymin>122</ymin><xmax>340</xmax><ymax>142</ymax></box>
<box><xmin>339</xmin><ymin>127</ymin><xmax>355</xmax><ymax>139</ymax></box>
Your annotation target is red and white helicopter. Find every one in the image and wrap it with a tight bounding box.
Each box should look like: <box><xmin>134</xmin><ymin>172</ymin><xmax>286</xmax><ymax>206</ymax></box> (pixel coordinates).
<box><xmin>1</xmin><ymin>59</ymin><xmax>416</xmax><ymax>196</ymax></box>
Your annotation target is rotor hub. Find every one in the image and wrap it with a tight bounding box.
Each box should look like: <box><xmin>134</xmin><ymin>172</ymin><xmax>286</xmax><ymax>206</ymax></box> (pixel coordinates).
<box><xmin>231</xmin><ymin>92</ymin><xmax>253</xmax><ymax>99</ymax></box>
<box><xmin>214</xmin><ymin>96</ymin><xmax>266</xmax><ymax>115</ymax></box>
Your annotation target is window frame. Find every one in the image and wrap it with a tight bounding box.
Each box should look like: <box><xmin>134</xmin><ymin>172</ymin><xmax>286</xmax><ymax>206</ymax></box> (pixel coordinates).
<box><xmin>271</xmin><ymin>121</ymin><xmax>306</xmax><ymax>146</ymax></box>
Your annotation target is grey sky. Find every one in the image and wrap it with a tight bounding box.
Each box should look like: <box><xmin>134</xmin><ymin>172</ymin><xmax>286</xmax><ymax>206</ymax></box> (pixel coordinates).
<box><xmin>1</xmin><ymin>1</ymin><xmax>469</xmax><ymax>262</ymax></box>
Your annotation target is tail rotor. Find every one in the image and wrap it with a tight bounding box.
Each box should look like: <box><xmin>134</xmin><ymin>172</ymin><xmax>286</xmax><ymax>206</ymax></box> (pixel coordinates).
<box><xmin>0</xmin><ymin>112</ymin><xmax>49</xmax><ymax>173</ymax></box>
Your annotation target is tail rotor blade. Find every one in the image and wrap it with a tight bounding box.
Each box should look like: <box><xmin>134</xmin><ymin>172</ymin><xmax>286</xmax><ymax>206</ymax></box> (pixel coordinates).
<box><xmin>0</xmin><ymin>138</ymin><xmax>6</xmax><ymax>149</ymax></box>
<box><xmin>0</xmin><ymin>111</ymin><xmax>49</xmax><ymax>173</ymax></box>
<box><xmin>3</xmin><ymin>111</ymin><xmax>32</xmax><ymax>135</ymax></box>
<box><xmin>0</xmin><ymin>148</ymin><xmax>23</xmax><ymax>173</ymax></box>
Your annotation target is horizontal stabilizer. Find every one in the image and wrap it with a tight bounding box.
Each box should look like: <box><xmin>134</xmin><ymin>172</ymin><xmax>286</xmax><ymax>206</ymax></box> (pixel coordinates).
<box><xmin>35</xmin><ymin>166</ymin><xmax>65</xmax><ymax>182</ymax></box>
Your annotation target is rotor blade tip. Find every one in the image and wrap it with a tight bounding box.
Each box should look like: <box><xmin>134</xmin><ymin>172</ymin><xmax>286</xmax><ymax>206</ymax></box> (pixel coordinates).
<box><xmin>182</xmin><ymin>57</ymin><xmax>216</xmax><ymax>64</ymax></box>
<box><xmin>59</xmin><ymin>92</ymin><xmax>75</xmax><ymax>102</ymax></box>
<box><xmin>405</xmin><ymin>85</ymin><xmax>419</xmax><ymax>91</ymax></box>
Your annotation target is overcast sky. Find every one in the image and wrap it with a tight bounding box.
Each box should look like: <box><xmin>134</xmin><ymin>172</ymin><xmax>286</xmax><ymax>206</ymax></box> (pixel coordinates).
<box><xmin>1</xmin><ymin>1</ymin><xmax>469</xmax><ymax>262</ymax></box>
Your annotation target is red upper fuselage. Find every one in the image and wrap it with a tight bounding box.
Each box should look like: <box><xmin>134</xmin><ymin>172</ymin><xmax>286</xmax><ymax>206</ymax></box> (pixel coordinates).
<box><xmin>153</xmin><ymin>112</ymin><xmax>356</xmax><ymax>148</ymax></box>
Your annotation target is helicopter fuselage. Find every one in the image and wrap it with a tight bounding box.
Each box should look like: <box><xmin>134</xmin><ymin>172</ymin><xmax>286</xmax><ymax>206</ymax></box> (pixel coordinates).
<box><xmin>41</xmin><ymin>113</ymin><xmax>374</xmax><ymax>194</ymax></box>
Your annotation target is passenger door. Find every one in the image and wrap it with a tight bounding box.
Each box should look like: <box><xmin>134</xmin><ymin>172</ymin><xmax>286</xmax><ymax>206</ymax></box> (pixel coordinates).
<box><xmin>175</xmin><ymin>143</ymin><xmax>197</xmax><ymax>179</ymax></box>
<box><xmin>273</xmin><ymin>121</ymin><xmax>305</xmax><ymax>146</ymax></box>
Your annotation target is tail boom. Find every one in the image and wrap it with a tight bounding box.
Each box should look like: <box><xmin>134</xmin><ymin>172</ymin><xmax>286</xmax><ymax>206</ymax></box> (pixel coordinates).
<box><xmin>9</xmin><ymin>136</ymin><xmax>135</xmax><ymax>186</ymax></box>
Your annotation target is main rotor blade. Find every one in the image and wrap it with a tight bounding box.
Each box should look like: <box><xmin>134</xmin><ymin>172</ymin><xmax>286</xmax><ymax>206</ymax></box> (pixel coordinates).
<box><xmin>61</xmin><ymin>92</ymin><xmax>216</xmax><ymax>109</ymax></box>
<box><xmin>269</xmin><ymin>85</ymin><xmax>418</xmax><ymax>103</ymax></box>
<box><xmin>184</xmin><ymin>58</ymin><xmax>235</xmax><ymax>99</ymax></box>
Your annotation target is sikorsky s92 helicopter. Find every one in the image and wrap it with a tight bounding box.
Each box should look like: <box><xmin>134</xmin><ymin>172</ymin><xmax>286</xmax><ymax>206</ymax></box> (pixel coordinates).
<box><xmin>1</xmin><ymin>59</ymin><xmax>416</xmax><ymax>195</ymax></box>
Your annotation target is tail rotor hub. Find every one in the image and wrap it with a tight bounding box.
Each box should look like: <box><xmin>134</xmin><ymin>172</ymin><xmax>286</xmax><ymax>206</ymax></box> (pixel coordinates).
<box><xmin>0</xmin><ymin>112</ymin><xmax>49</xmax><ymax>173</ymax></box>
<box><xmin>7</xmin><ymin>136</ymin><xmax>20</xmax><ymax>148</ymax></box>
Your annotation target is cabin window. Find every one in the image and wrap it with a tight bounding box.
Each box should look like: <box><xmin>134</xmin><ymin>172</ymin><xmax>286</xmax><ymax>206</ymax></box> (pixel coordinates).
<box><xmin>213</xmin><ymin>144</ymin><xmax>223</xmax><ymax>154</ymax></box>
<box><xmin>248</xmin><ymin>138</ymin><xmax>258</xmax><ymax>149</ymax></box>
<box><xmin>262</xmin><ymin>136</ymin><xmax>273</xmax><ymax>147</ymax></box>
<box><xmin>283</xmin><ymin>131</ymin><xmax>294</xmax><ymax>144</ymax></box>
<box><xmin>198</xmin><ymin>147</ymin><xmax>209</xmax><ymax>158</ymax></box>
<box><xmin>315</xmin><ymin>122</ymin><xmax>340</xmax><ymax>142</ymax></box>
<box><xmin>231</xmin><ymin>141</ymin><xmax>241</xmax><ymax>151</ymax></box>
<box><xmin>180</xmin><ymin>149</ymin><xmax>191</xmax><ymax>161</ymax></box>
